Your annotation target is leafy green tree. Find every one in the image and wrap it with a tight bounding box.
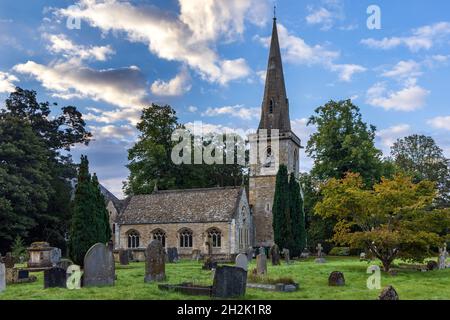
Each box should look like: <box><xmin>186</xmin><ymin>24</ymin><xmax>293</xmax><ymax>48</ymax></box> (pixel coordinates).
<box><xmin>307</xmin><ymin>100</ymin><xmax>384</xmax><ymax>186</ymax></box>
<box><xmin>391</xmin><ymin>134</ymin><xmax>450</xmax><ymax>208</ymax></box>
<box><xmin>289</xmin><ymin>172</ymin><xmax>306</xmax><ymax>256</ymax></box>
<box><xmin>69</xmin><ymin>155</ymin><xmax>109</xmax><ymax>265</ymax></box>
<box><xmin>315</xmin><ymin>173</ymin><xmax>450</xmax><ymax>271</ymax></box>
<box><xmin>0</xmin><ymin>115</ymin><xmax>52</xmax><ymax>252</ymax></box>
<box><xmin>272</xmin><ymin>165</ymin><xmax>293</xmax><ymax>250</ymax></box>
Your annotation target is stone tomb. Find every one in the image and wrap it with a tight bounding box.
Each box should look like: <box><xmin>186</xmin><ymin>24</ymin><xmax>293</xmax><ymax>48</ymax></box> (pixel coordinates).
<box><xmin>235</xmin><ymin>253</ymin><xmax>248</xmax><ymax>271</ymax></box>
<box><xmin>269</xmin><ymin>244</ymin><xmax>281</xmax><ymax>266</ymax></box>
<box><xmin>83</xmin><ymin>243</ymin><xmax>115</xmax><ymax>287</ymax></box>
<box><xmin>256</xmin><ymin>251</ymin><xmax>267</xmax><ymax>275</ymax></box>
<box><xmin>212</xmin><ymin>266</ymin><xmax>247</xmax><ymax>298</ymax></box>
<box><xmin>166</xmin><ymin>247</ymin><xmax>179</xmax><ymax>263</ymax></box>
<box><xmin>27</xmin><ymin>242</ymin><xmax>54</xmax><ymax>268</ymax></box>
<box><xmin>0</xmin><ymin>263</ymin><xmax>5</xmax><ymax>293</ymax></box>
<box><xmin>119</xmin><ymin>249</ymin><xmax>129</xmax><ymax>266</ymax></box>
<box><xmin>44</xmin><ymin>267</ymin><xmax>67</xmax><ymax>289</ymax></box>
<box><xmin>145</xmin><ymin>240</ymin><xmax>166</xmax><ymax>282</ymax></box>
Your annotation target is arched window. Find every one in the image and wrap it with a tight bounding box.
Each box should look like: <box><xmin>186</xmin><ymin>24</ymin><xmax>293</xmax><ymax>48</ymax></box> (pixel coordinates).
<box><xmin>179</xmin><ymin>229</ymin><xmax>193</xmax><ymax>248</ymax></box>
<box><xmin>127</xmin><ymin>230</ymin><xmax>140</xmax><ymax>249</ymax></box>
<box><xmin>152</xmin><ymin>229</ymin><xmax>166</xmax><ymax>247</ymax></box>
<box><xmin>269</xmin><ymin>99</ymin><xmax>274</xmax><ymax>114</ymax></box>
<box><xmin>208</xmin><ymin>228</ymin><xmax>222</xmax><ymax>248</ymax></box>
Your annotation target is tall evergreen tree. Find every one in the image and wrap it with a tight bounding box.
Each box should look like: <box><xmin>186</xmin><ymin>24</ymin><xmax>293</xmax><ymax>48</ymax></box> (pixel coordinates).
<box><xmin>92</xmin><ymin>173</ymin><xmax>112</xmax><ymax>244</ymax></box>
<box><xmin>69</xmin><ymin>155</ymin><xmax>97</xmax><ymax>265</ymax></box>
<box><xmin>272</xmin><ymin>165</ymin><xmax>292</xmax><ymax>250</ymax></box>
<box><xmin>289</xmin><ymin>172</ymin><xmax>306</xmax><ymax>256</ymax></box>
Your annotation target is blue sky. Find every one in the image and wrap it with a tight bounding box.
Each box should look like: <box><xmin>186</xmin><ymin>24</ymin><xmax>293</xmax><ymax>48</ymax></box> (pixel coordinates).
<box><xmin>1</xmin><ymin>0</ymin><xmax>449</xmax><ymax>197</ymax></box>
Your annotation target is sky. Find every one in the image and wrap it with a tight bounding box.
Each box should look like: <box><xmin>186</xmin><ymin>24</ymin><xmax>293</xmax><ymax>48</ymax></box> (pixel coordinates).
<box><xmin>0</xmin><ymin>0</ymin><xmax>449</xmax><ymax>198</ymax></box>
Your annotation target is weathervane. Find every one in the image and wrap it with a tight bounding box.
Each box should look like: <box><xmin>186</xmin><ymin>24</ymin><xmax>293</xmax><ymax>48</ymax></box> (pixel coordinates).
<box><xmin>273</xmin><ymin>5</ymin><xmax>277</xmax><ymax>20</ymax></box>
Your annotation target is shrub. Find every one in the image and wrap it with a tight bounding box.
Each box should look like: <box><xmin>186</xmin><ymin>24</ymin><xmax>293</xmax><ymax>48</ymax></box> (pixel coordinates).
<box><xmin>329</xmin><ymin>247</ymin><xmax>350</xmax><ymax>256</ymax></box>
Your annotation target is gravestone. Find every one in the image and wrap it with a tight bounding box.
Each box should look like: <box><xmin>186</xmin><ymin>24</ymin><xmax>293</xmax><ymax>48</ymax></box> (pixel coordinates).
<box><xmin>282</xmin><ymin>248</ymin><xmax>290</xmax><ymax>264</ymax></box>
<box><xmin>50</xmin><ymin>248</ymin><xmax>61</xmax><ymax>266</ymax></box>
<box><xmin>202</xmin><ymin>256</ymin><xmax>217</xmax><ymax>270</ymax></box>
<box><xmin>235</xmin><ymin>253</ymin><xmax>248</xmax><ymax>271</ymax></box>
<box><xmin>145</xmin><ymin>240</ymin><xmax>166</xmax><ymax>282</ymax></box>
<box><xmin>57</xmin><ymin>259</ymin><xmax>73</xmax><ymax>271</ymax></box>
<box><xmin>328</xmin><ymin>271</ymin><xmax>345</xmax><ymax>286</ymax></box>
<box><xmin>246</xmin><ymin>247</ymin><xmax>254</xmax><ymax>260</ymax></box>
<box><xmin>5</xmin><ymin>268</ymin><xmax>18</xmax><ymax>284</ymax></box>
<box><xmin>192</xmin><ymin>249</ymin><xmax>201</xmax><ymax>261</ymax></box>
<box><xmin>44</xmin><ymin>267</ymin><xmax>67</xmax><ymax>289</ymax></box>
<box><xmin>360</xmin><ymin>252</ymin><xmax>367</xmax><ymax>261</ymax></box>
<box><xmin>212</xmin><ymin>266</ymin><xmax>247</xmax><ymax>298</ymax></box>
<box><xmin>119</xmin><ymin>249</ymin><xmax>129</xmax><ymax>266</ymax></box>
<box><xmin>83</xmin><ymin>243</ymin><xmax>115</xmax><ymax>287</ymax></box>
<box><xmin>256</xmin><ymin>251</ymin><xmax>267</xmax><ymax>275</ymax></box>
<box><xmin>300</xmin><ymin>249</ymin><xmax>310</xmax><ymax>259</ymax></box>
<box><xmin>427</xmin><ymin>260</ymin><xmax>438</xmax><ymax>271</ymax></box>
<box><xmin>167</xmin><ymin>247</ymin><xmax>179</xmax><ymax>263</ymax></box>
<box><xmin>4</xmin><ymin>253</ymin><xmax>15</xmax><ymax>269</ymax></box>
<box><xmin>0</xmin><ymin>263</ymin><xmax>5</xmax><ymax>293</ymax></box>
<box><xmin>438</xmin><ymin>244</ymin><xmax>448</xmax><ymax>270</ymax></box>
<box><xmin>379</xmin><ymin>285</ymin><xmax>399</xmax><ymax>300</ymax></box>
<box><xmin>315</xmin><ymin>243</ymin><xmax>326</xmax><ymax>263</ymax></box>
<box><xmin>269</xmin><ymin>244</ymin><xmax>281</xmax><ymax>266</ymax></box>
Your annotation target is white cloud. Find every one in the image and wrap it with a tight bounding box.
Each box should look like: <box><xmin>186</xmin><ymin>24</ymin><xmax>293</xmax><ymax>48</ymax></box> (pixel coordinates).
<box><xmin>89</xmin><ymin>124</ymin><xmax>137</xmax><ymax>141</ymax></box>
<box><xmin>381</xmin><ymin>60</ymin><xmax>422</xmax><ymax>79</ymax></box>
<box><xmin>427</xmin><ymin>116</ymin><xmax>450</xmax><ymax>131</ymax></box>
<box><xmin>151</xmin><ymin>68</ymin><xmax>191</xmax><ymax>96</ymax></box>
<box><xmin>0</xmin><ymin>71</ymin><xmax>19</xmax><ymax>93</ymax></box>
<box><xmin>361</xmin><ymin>22</ymin><xmax>450</xmax><ymax>52</ymax></box>
<box><xmin>202</xmin><ymin>104</ymin><xmax>260</xmax><ymax>120</ymax></box>
<box><xmin>56</xmin><ymin>0</ymin><xmax>263</xmax><ymax>85</ymax></box>
<box><xmin>14</xmin><ymin>60</ymin><xmax>149</xmax><ymax>124</ymax></box>
<box><xmin>291</xmin><ymin>118</ymin><xmax>316</xmax><ymax>172</ymax></box>
<box><xmin>376</xmin><ymin>124</ymin><xmax>412</xmax><ymax>155</ymax></box>
<box><xmin>187</xmin><ymin>106</ymin><xmax>198</xmax><ymax>113</ymax></box>
<box><xmin>366</xmin><ymin>82</ymin><xmax>429</xmax><ymax>112</ymax></box>
<box><xmin>184</xmin><ymin>121</ymin><xmax>252</xmax><ymax>138</ymax></box>
<box><xmin>306</xmin><ymin>7</ymin><xmax>333</xmax><ymax>30</ymax></box>
<box><xmin>256</xmin><ymin>70</ymin><xmax>266</xmax><ymax>83</ymax></box>
<box><xmin>45</xmin><ymin>33</ymin><xmax>115</xmax><ymax>61</ymax></box>
<box><xmin>256</xmin><ymin>23</ymin><xmax>365</xmax><ymax>82</ymax></box>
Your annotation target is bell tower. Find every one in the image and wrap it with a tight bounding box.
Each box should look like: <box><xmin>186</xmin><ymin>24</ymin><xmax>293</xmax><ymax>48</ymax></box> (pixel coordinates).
<box><xmin>249</xmin><ymin>16</ymin><xmax>301</xmax><ymax>247</ymax></box>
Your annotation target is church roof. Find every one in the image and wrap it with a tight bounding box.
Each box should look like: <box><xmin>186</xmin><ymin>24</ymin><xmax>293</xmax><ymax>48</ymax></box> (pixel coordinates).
<box><xmin>118</xmin><ymin>187</ymin><xmax>244</xmax><ymax>225</ymax></box>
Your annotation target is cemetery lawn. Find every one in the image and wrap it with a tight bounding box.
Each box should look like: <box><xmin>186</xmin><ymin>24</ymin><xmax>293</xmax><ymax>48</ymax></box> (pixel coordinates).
<box><xmin>1</xmin><ymin>257</ymin><xmax>449</xmax><ymax>300</ymax></box>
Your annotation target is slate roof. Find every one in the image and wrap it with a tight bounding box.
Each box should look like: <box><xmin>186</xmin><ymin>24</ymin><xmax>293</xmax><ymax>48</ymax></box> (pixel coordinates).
<box><xmin>118</xmin><ymin>187</ymin><xmax>243</xmax><ymax>225</ymax></box>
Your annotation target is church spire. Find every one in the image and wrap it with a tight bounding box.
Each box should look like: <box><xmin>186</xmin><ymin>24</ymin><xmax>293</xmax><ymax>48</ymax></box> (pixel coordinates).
<box><xmin>258</xmin><ymin>16</ymin><xmax>291</xmax><ymax>131</ymax></box>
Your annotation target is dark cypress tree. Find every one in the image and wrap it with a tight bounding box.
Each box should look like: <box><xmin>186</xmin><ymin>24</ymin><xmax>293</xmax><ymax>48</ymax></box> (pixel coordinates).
<box><xmin>69</xmin><ymin>155</ymin><xmax>97</xmax><ymax>265</ymax></box>
<box><xmin>92</xmin><ymin>173</ymin><xmax>112</xmax><ymax>244</ymax></box>
<box><xmin>272</xmin><ymin>165</ymin><xmax>292</xmax><ymax>249</ymax></box>
<box><xmin>289</xmin><ymin>172</ymin><xmax>306</xmax><ymax>256</ymax></box>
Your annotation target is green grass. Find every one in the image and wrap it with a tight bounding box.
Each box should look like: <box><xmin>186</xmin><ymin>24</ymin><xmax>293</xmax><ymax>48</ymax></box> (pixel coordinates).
<box><xmin>1</xmin><ymin>257</ymin><xmax>449</xmax><ymax>300</ymax></box>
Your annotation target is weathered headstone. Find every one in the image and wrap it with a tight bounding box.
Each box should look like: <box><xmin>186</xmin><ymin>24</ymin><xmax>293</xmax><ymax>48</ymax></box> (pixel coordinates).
<box><xmin>119</xmin><ymin>249</ymin><xmax>129</xmax><ymax>266</ymax></box>
<box><xmin>50</xmin><ymin>248</ymin><xmax>62</xmax><ymax>266</ymax></box>
<box><xmin>83</xmin><ymin>243</ymin><xmax>115</xmax><ymax>287</ymax></box>
<box><xmin>57</xmin><ymin>259</ymin><xmax>73</xmax><ymax>271</ymax></box>
<box><xmin>246</xmin><ymin>247</ymin><xmax>254</xmax><ymax>260</ymax></box>
<box><xmin>44</xmin><ymin>267</ymin><xmax>67</xmax><ymax>289</ymax></box>
<box><xmin>202</xmin><ymin>256</ymin><xmax>217</xmax><ymax>270</ymax></box>
<box><xmin>145</xmin><ymin>240</ymin><xmax>166</xmax><ymax>282</ymax></box>
<box><xmin>300</xmin><ymin>249</ymin><xmax>310</xmax><ymax>259</ymax></box>
<box><xmin>235</xmin><ymin>253</ymin><xmax>248</xmax><ymax>271</ymax></box>
<box><xmin>379</xmin><ymin>285</ymin><xmax>399</xmax><ymax>300</ymax></box>
<box><xmin>315</xmin><ymin>243</ymin><xmax>326</xmax><ymax>263</ymax></box>
<box><xmin>328</xmin><ymin>271</ymin><xmax>345</xmax><ymax>286</ymax></box>
<box><xmin>167</xmin><ymin>247</ymin><xmax>179</xmax><ymax>263</ymax></box>
<box><xmin>4</xmin><ymin>253</ymin><xmax>14</xmax><ymax>269</ymax></box>
<box><xmin>212</xmin><ymin>266</ymin><xmax>247</xmax><ymax>298</ymax></box>
<box><xmin>192</xmin><ymin>249</ymin><xmax>201</xmax><ymax>261</ymax></box>
<box><xmin>269</xmin><ymin>244</ymin><xmax>281</xmax><ymax>266</ymax></box>
<box><xmin>438</xmin><ymin>244</ymin><xmax>448</xmax><ymax>270</ymax></box>
<box><xmin>282</xmin><ymin>248</ymin><xmax>290</xmax><ymax>264</ymax></box>
<box><xmin>5</xmin><ymin>268</ymin><xmax>18</xmax><ymax>284</ymax></box>
<box><xmin>0</xmin><ymin>263</ymin><xmax>5</xmax><ymax>293</ymax></box>
<box><xmin>360</xmin><ymin>252</ymin><xmax>367</xmax><ymax>261</ymax></box>
<box><xmin>256</xmin><ymin>251</ymin><xmax>267</xmax><ymax>275</ymax></box>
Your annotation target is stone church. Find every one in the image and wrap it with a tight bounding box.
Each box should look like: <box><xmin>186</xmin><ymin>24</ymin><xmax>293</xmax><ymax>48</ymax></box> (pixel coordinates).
<box><xmin>111</xmin><ymin>17</ymin><xmax>301</xmax><ymax>260</ymax></box>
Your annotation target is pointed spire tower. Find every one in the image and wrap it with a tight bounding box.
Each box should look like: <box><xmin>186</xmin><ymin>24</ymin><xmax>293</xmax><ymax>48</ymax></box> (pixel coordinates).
<box><xmin>259</xmin><ymin>15</ymin><xmax>291</xmax><ymax>132</ymax></box>
<box><xmin>249</xmin><ymin>12</ymin><xmax>302</xmax><ymax>247</ymax></box>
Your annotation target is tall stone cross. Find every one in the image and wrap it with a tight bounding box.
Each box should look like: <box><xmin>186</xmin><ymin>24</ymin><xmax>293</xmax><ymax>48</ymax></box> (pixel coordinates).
<box><xmin>316</xmin><ymin>243</ymin><xmax>323</xmax><ymax>257</ymax></box>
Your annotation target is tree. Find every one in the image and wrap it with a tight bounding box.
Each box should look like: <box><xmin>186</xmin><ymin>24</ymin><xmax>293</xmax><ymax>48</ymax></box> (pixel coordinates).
<box><xmin>315</xmin><ymin>173</ymin><xmax>450</xmax><ymax>271</ymax></box>
<box><xmin>391</xmin><ymin>134</ymin><xmax>450</xmax><ymax>208</ymax></box>
<box><xmin>69</xmin><ymin>156</ymin><xmax>100</xmax><ymax>265</ymax></box>
<box><xmin>307</xmin><ymin>100</ymin><xmax>384</xmax><ymax>186</ymax></box>
<box><xmin>289</xmin><ymin>172</ymin><xmax>306</xmax><ymax>256</ymax></box>
<box><xmin>0</xmin><ymin>115</ymin><xmax>52</xmax><ymax>252</ymax></box>
<box><xmin>272</xmin><ymin>165</ymin><xmax>293</xmax><ymax>250</ymax></box>
<box><xmin>92</xmin><ymin>174</ymin><xmax>112</xmax><ymax>244</ymax></box>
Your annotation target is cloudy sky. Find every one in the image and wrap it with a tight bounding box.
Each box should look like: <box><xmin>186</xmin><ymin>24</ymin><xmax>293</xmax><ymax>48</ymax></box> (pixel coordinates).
<box><xmin>1</xmin><ymin>0</ymin><xmax>449</xmax><ymax>198</ymax></box>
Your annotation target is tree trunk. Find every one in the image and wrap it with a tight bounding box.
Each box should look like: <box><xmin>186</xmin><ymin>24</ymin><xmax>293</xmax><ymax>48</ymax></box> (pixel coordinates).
<box><xmin>381</xmin><ymin>259</ymin><xmax>392</xmax><ymax>272</ymax></box>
